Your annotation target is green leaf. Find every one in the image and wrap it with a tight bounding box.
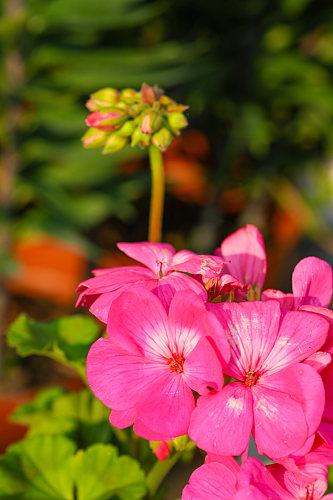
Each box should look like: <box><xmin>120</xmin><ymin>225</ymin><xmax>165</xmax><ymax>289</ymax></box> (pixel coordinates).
<box><xmin>0</xmin><ymin>436</ymin><xmax>76</xmax><ymax>500</ymax></box>
<box><xmin>11</xmin><ymin>386</ymin><xmax>66</xmax><ymax>426</ymax></box>
<box><xmin>7</xmin><ymin>314</ymin><xmax>100</xmax><ymax>381</ymax></box>
<box><xmin>73</xmin><ymin>443</ymin><xmax>146</xmax><ymax>500</ymax></box>
<box><xmin>27</xmin><ymin>0</ymin><xmax>165</xmax><ymax>31</ymax></box>
<box><xmin>11</xmin><ymin>388</ymin><xmax>113</xmax><ymax>447</ymax></box>
<box><xmin>0</xmin><ymin>436</ymin><xmax>146</xmax><ymax>500</ymax></box>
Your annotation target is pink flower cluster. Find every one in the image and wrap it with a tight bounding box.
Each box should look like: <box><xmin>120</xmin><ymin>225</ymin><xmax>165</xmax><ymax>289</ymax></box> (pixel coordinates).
<box><xmin>77</xmin><ymin>225</ymin><xmax>333</xmax><ymax>499</ymax></box>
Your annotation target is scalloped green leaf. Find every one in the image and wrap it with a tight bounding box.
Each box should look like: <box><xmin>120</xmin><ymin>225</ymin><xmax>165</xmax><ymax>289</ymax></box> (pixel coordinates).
<box><xmin>0</xmin><ymin>436</ymin><xmax>75</xmax><ymax>500</ymax></box>
<box><xmin>11</xmin><ymin>388</ymin><xmax>113</xmax><ymax>447</ymax></box>
<box><xmin>7</xmin><ymin>314</ymin><xmax>100</xmax><ymax>380</ymax></box>
<box><xmin>73</xmin><ymin>443</ymin><xmax>146</xmax><ymax>500</ymax></box>
<box><xmin>0</xmin><ymin>436</ymin><xmax>146</xmax><ymax>500</ymax></box>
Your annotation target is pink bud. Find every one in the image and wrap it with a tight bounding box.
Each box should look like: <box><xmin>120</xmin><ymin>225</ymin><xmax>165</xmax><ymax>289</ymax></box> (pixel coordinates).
<box><xmin>86</xmin><ymin>110</ymin><xmax>127</xmax><ymax>129</ymax></box>
<box><xmin>141</xmin><ymin>83</ymin><xmax>156</xmax><ymax>105</ymax></box>
<box><xmin>154</xmin><ymin>441</ymin><xmax>170</xmax><ymax>461</ymax></box>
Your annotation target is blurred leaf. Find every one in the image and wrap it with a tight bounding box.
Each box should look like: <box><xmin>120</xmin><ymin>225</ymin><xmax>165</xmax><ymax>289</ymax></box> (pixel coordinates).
<box><xmin>27</xmin><ymin>0</ymin><xmax>166</xmax><ymax>31</ymax></box>
<box><xmin>7</xmin><ymin>314</ymin><xmax>100</xmax><ymax>380</ymax></box>
<box><xmin>28</xmin><ymin>43</ymin><xmax>207</xmax><ymax>91</ymax></box>
<box><xmin>12</xmin><ymin>388</ymin><xmax>113</xmax><ymax>447</ymax></box>
<box><xmin>280</xmin><ymin>0</ymin><xmax>312</xmax><ymax>15</ymax></box>
<box><xmin>0</xmin><ymin>435</ymin><xmax>75</xmax><ymax>500</ymax></box>
<box><xmin>73</xmin><ymin>443</ymin><xmax>146</xmax><ymax>500</ymax></box>
<box><xmin>0</xmin><ymin>436</ymin><xmax>146</xmax><ymax>500</ymax></box>
<box><xmin>11</xmin><ymin>386</ymin><xmax>66</xmax><ymax>426</ymax></box>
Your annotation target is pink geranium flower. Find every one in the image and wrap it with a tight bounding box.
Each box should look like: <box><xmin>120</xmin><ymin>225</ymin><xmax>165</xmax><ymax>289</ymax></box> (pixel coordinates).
<box><xmin>215</xmin><ymin>224</ymin><xmax>267</xmax><ymax>292</ymax></box>
<box><xmin>183</xmin><ymin>456</ymin><xmax>333</xmax><ymax>500</ymax></box>
<box><xmin>182</xmin><ymin>456</ymin><xmax>290</xmax><ymax>499</ymax></box>
<box><xmin>76</xmin><ymin>242</ymin><xmax>208</xmax><ymax>323</ymax></box>
<box><xmin>189</xmin><ymin>300</ymin><xmax>328</xmax><ymax>459</ymax></box>
<box><xmin>263</xmin><ymin>257</ymin><xmax>333</xmax><ymax>312</ymax></box>
<box><xmin>269</xmin><ymin>460</ymin><xmax>332</xmax><ymax>500</ymax></box>
<box><xmin>86</xmin><ymin>289</ymin><xmax>230</xmax><ymax>440</ymax></box>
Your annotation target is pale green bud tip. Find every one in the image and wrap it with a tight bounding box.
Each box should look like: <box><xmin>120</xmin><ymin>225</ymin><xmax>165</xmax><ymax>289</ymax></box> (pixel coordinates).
<box><xmin>167</xmin><ymin>111</ymin><xmax>188</xmax><ymax>130</ymax></box>
<box><xmin>116</xmin><ymin>120</ymin><xmax>136</xmax><ymax>137</ymax></box>
<box><xmin>139</xmin><ymin>110</ymin><xmax>162</xmax><ymax>134</ymax></box>
<box><xmin>82</xmin><ymin>128</ymin><xmax>108</xmax><ymax>148</ymax></box>
<box><xmin>120</xmin><ymin>88</ymin><xmax>140</xmax><ymax>104</ymax></box>
<box><xmin>131</xmin><ymin>126</ymin><xmax>151</xmax><ymax>148</ymax></box>
<box><xmin>86</xmin><ymin>88</ymin><xmax>120</xmax><ymax>110</ymax></box>
<box><xmin>152</xmin><ymin>127</ymin><xmax>173</xmax><ymax>152</ymax></box>
<box><xmin>102</xmin><ymin>134</ymin><xmax>128</xmax><ymax>154</ymax></box>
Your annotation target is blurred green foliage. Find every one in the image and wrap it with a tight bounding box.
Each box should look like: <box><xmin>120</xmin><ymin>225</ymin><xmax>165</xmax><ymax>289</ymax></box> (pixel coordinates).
<box><xmin>1</xmin><ymin>0</ymin><xmax>333</xmax><ymax>255</ymax></box>
<box><xmin>0</xmin><ymin>435</ymin><xmax>147</xmax><ymax>499</ymax></box>
<box><xmin>7</xmin><ymin>313</ymin><xmax>100</xmax><ymax>380</ymax></box>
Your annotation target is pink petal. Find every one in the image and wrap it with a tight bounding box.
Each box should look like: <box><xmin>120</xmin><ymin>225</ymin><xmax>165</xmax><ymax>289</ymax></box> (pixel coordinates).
<box><xmin>287</xmin><ymin>434</ymin><xmax>316</xmax><ymax>460</ymax></box>
<box><xmin>205</xmin><ymin>455</ymin><xmax>240</xmax><ymax>475</ymax></box>
<box><xmin>220</xmin><ymin>225</ymin><xmax>267</xmax><ymax>288</ymax></box>
<box><xmin>107</xmin><ymin>288</ymin><xmax>170</xmax><ymax>358</ymax></box>
<box><xmin>269</xmin><ymin>462</ymin><xmax>328</xmax><ymax>500</ymax></box>
<box><xmin>86</xmin><ymin>337</ymin><xmax>166</xmax><ymax>410</ymax></box>
<box><xmin>318</xmin><ymin>421</ymin><xmax>333</xmax><ymax>448</ymax></box>
<box><xmin>252</xmin><ymin>384</ymin><xmax>308</xmax><ymax>458</ymax></box>
<box><xmin>117</xmin><ymin>241</ymin><xmax>175</xmax><ymax>275</ymax></box>
<box><xmin>292</xmin><ymin>256</ymin><xmax>333</xmax><ymax>309</ymax></box>
<box><xmin>170</xmin><ymin>253</ymin><xmax>225</xmax><ymax>278</ymax></box>
<box><xmin>300</xmin><ymin>306</ymin><xmax>333</xmax><ymax>352</ymax></box>
<box><xmin>321</xmin><ymin>360</ymin><xmax>333</xmax><ymax>422</ymax></box>
<box><xmin>258</xmin><ymin>363</ymin><xmax>325</xmax><ymax>438</ymax></box>
<box><xmin>109</xmin><ymin>408</ymin><xmax>135</xmax><ymax>428</ymax></box>
<box><xmin>304</xmin><ymin>351</ymin><xmax>331</xmax><ymax>372</ymax></box>
<box><xmin>168</xmin><ymin>290</ymin><xmax>228</xmax><ymax>363</ymax></box>
<box><xmin>76</xmin><ymin>266</ymin><xmax>154</xmax><ymax>322</ymax></box>
<box><xmin>261</xmin><ymin>310</ymin><xmax>328</xmax><ymax>374</ymax></box>
<box><xmin>237</xmin><ymin>457</ymin><xmax>292</xmax><ymax>499</ymax></box>
<box><xmin>183</xmin><ymin>336</ymin><xmax>223</xmax><ymax>395</ymax></box>
<box><xmin>132</xmin><ymin>420</ymin><xmax>175</xmax><ymax>441</ymax></box>
<box><xmin>232</xmin><ymin>488</ymin><xmax>268</xmax><ymax>500</ymax></box>
<box><xmin>189</xmin><ymin>382</ymin><xmax>253</xmax><ymax>456</ymax></box>
<box><xmin>155</xmin><ymin>273</ymin><xmax>207</xmax><ymax>311</ymax></box>
<box><xmin>88</xmin><ymin>286</ymin><xmax>132</xmax><ymax>323</ymax></box>
<box><xmin>209</xmin><ymin>301</ymin><xmax>281</xmax><ymax>380</ymax></box>
<box><xmin>182</xmin><ymin>462</ymin><xmax>237</xmax><ymax>500</ymax></box>
<box><xmin>135</xmin><ymin>372</ymin><xmax>195</xmax><ymax>438</ymax></box>
<box><xmin>261</xmin><ymin>289</ymin><xmax>294</xmax><ymax>313</ymax></box>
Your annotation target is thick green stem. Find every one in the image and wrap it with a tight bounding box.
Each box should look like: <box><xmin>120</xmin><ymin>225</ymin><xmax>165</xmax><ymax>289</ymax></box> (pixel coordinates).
<box><xmin>146</xmin><ymin>451</ymin><xmax>181</xmax><ymax>498</ymax></box>
<box><xmin>148</xmin><ymin>145</ymin><xmax>165</xmax><ymax>242</ymax></box>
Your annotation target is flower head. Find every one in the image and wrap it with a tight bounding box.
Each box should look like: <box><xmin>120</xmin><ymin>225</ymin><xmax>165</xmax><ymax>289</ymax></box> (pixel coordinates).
<box><xmin>76</xmin><ymin>241</ymin><xmax>208</xmax><ymax>323</ymax></box>
<box><xmin>86</xmin><ymin>289</ymin><xmax>230</xmax><ymax>439</ymax></box>
<box><xmin>189</xmin><ymin>300</ymin><xmax>328</xmax><ymax>459</ymax></box>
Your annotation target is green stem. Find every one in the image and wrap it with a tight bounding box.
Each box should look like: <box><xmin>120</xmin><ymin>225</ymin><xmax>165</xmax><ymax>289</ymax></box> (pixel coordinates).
<box><xmin>148</xmin><ymin>145</ymin><xmax>165</xmax><ymax>242</ymax></box>
<box><xmin>146</xmin><ymin>451</ymin><xmax>181</xmax><ymax>498</ymax></box>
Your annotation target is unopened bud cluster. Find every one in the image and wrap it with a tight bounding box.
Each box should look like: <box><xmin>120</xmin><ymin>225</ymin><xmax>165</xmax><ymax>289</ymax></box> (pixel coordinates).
<box><xmin>82</xmin><ymin>83</ymin><xmax>188</xmax><ymax>154</ymax></box>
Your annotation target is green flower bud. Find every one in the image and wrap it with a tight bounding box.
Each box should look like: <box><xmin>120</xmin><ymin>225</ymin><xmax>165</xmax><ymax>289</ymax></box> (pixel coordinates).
<box><xmin>120</xmin><ymin>88</ymin><xmax>140</xmax><ymax>104</ymax></box>
<box><xmin>131</xmin><ymin>126</ymin><xmax>151</xmax><ymax>148</ymax></box>
<box><xmin>86</xmin><ymin>88</ymin><xmax>119</xmax><ymax>110</ymax></box>
<box><xmin>102</xmin><ymin>133</ymin><xmax>128</xmax><ymax>154</ymax></box>
<box><xmin>159</xmin><ymin>95</ymin><xmax>173</xmax><ymax>107</ymax></box>
<box><xmin>116</xmin><ymin>120</ymin><xmax>136</xmax><ymax>137</ymax></box>
<box><xmin>85</xmin><ymin>108</ymin><xmax>128</xmax><ymax>129</ymax></box>
<box><xmin>81</xmin><ymin>127</ymin><xmax>108</xmax><ymax>148</ymax></box>
<box><xmin>152</xmin><ymin>127</ymin><xmax>173</xmax><ymax>152</ymax></box>
<box><xmin>167</xmin><ymin>111</ymin><xmax>188</xmax><ymax>130</ymax></box>
<box><xmin>139</xmin><ymin>110</ymin><xmax>162</xmax><ymax>134</ymax></box>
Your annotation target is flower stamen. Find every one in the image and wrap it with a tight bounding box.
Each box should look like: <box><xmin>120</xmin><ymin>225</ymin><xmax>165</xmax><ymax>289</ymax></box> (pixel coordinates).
<box><xmin>167</xmin><ymin>352</ymin><xmax>184</xmax><ymax>373</ymax></box>
<box><xmin>244</xmin><ymin>370</ymin><xmax>259</xmax><ymax>387</ymax></box>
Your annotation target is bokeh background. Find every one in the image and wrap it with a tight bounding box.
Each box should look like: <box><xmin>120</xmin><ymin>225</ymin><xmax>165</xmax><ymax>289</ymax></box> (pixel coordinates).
<box><xmin>1</xmin><ymin>0</ymin><xmax>333</xmax><ymax>494</ymax></box>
